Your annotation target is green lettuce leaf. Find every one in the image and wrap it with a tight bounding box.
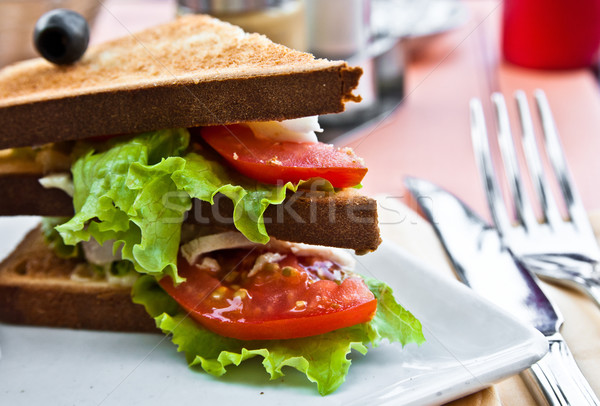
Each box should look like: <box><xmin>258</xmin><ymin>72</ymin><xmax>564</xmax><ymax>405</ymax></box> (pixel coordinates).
<box><xmin>132</xmin><ymin>275</ymin><xmax>425</xmax><ymax>396</ymax></box>
<box><xmin>41</xmin><ymin>217</ymin><xmax>81</xmax><ymax>259</ymax></box>
<box><xmin>55</xmin><ymin>129</ymin><xmax>322</xmax><ymax>282</ymax></box>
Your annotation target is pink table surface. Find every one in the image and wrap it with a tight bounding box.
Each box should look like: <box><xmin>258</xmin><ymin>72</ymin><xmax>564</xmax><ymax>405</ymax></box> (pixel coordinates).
<box><xmin>347</xmin><ymin>1</ymin><xmax>600</xmax><ymax>221</ymax></box>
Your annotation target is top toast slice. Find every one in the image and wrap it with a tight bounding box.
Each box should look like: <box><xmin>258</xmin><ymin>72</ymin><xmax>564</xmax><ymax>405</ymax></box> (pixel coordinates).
<box><xmin>0</xmin><ymin>14</ymin><xmax>362</xmax><ymax>149</ymax></box>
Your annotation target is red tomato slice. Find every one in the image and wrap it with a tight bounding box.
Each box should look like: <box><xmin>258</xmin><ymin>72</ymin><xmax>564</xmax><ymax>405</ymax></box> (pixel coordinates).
<box><xmin>198</xmin><ymin>124</ymin><xmax>367</xmax><ymax>188</ymax></box>
<box><xmin>159</xmin><ymin>250</ymin><xmax>377</xmax><ymax>340</ymax></box>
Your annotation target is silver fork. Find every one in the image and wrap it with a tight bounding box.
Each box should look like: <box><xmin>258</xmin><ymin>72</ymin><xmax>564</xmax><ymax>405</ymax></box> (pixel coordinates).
<box><xmin>471</xmin><ymin>89</ymin><xmax>600</xmax><ymax>308</ymax></box>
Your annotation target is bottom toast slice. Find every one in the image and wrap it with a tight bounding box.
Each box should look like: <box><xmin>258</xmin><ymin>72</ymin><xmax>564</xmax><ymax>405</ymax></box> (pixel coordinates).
<box><xmin>0</xmin><ymin>226</ymin><xmax>156</xmax><ymax>332</ymax></box>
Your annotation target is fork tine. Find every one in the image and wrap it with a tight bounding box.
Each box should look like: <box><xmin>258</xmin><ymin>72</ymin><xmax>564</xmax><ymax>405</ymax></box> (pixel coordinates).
<box><xmin>491</xmin><ymin>93</ymin><xmax>538</xmax><ymax>233</ymax></box>
<box><xmin>470</xmin><ymin>98</ymin><xmax>513</xmax><ymax>237</ymax></box>
<box><xmin>514</xmin><ymin>90</ymin><xmax>564</xmax><ymax>230</ymax></box>
<box><xmin>534</xmin><ymin>89</ymin><xmax>593</xmax><ymax>235</ymax></box>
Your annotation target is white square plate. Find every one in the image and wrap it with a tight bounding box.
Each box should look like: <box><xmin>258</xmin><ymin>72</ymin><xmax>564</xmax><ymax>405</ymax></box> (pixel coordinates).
<box><xmin>0</xmin><ymin>219</ymin><xmax>547</xmax><ymax>406</ymax></box>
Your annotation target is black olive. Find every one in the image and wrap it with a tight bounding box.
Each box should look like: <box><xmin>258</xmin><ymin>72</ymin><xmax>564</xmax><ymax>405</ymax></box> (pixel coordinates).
<box><xmin>33</xmin><ymin>9</ymin><xmax>90</xmax><ymax>65</ymax></box>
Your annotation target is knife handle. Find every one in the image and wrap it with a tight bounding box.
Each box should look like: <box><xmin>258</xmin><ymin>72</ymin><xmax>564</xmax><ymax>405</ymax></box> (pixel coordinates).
<box><xmin>521</xmin><ymin>333</ymin><xmax>599</xmax><ymax>406</ymax></box>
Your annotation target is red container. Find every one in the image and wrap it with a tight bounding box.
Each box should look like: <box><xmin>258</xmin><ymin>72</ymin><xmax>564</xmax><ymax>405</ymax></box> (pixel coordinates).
<box><xmin>502</xmin><ymin>0</ymin><xmax>600</xmax><ymax>69</ymax></box>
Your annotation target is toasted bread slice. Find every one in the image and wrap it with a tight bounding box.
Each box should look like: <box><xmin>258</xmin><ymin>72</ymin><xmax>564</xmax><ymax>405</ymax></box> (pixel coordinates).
<box><xmin>0</xmin><ymin>14</ymin><xmax>361</xmax><ymax>149</ymax></box>
<box><xmin>0</xmin><ymin>226</ymin><xmax>156</xmax><ymax>332</ymax></box>
<box><xmin>0</xmin><ymin>167</ymin><xmax>381</xmax><ymax>252</ymax></box>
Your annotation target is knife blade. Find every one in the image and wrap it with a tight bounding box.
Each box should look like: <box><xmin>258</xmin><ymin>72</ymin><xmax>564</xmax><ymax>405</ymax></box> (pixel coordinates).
<box><xmin>405</xmin><ymin>176</ymin><xmax>599</xmax><ymax>406</ymax></box>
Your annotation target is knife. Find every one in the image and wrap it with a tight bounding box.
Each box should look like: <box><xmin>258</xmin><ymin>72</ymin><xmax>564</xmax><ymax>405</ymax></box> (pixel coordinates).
<box><xmin>405</xmin><ymin>176</ymin><xmax>599</xmax><ymax>406</ymax></box>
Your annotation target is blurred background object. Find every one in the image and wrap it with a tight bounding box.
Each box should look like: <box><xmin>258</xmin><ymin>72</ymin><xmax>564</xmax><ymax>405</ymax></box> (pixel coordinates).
<box><xmin>306</xmin><ymin>0</ymin><xmax>370</xmax><ymax>59</ymax></box>
<box><xmin>306</xmin><ymin>0</ymin><xmax>377</xmax><ymax>127</ymax></box>
<box><xmin>309</xmin><ymin>0</ymin><xmax>468</xmax><ymax>135</ymax></box>
<box><xmin>502</xmin><ymin>0</ymin><xmax>600</xmax><ymax>70</ymax></box>
<box><xmin>371</xmin><ymin>0</ymin><xmax>468</xmax><ymax>60</ymax></box>
<box><xmin>177</xmin><ymin>0</ymin><xmax>306</xmax><ymax>51</ymax></box>
<box><xmin>0</xmin><ymin>0</ymin><xmax>100</xmax><ymax>67</ymax></box>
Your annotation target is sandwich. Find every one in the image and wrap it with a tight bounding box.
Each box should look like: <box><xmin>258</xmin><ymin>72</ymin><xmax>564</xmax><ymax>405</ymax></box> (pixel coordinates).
<box><xmin>0</xmin><ymin>14</ymin><xmax>425</xmax><ymax>395</ymax></box>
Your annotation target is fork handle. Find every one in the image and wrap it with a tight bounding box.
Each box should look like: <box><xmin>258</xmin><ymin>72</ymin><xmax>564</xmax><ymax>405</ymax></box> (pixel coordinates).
<box><xmin>521</xmin><ymin>333</ymin><xmax>599</xmax><ymax>406</ymax></box>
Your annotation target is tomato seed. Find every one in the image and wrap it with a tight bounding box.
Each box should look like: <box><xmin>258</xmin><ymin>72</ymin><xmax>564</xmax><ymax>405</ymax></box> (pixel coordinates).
<box><xmin>281</xmin><ymin>266</ymin><xmax>297</xmax><ymax>277</ymax></box>
<box><xmin>211</xmin><ymin>286</ymin><xmax>228</xmax><ymax>300</ymax></box>
<box><xmin>234</xmin><ymin>289</ymin><xmax>248</xmax><ymax>299</ymax></box>
<box><xmin>262</xmin><ymin>262</ymin><xmax>280</xmax><ymax>273</ymax></box>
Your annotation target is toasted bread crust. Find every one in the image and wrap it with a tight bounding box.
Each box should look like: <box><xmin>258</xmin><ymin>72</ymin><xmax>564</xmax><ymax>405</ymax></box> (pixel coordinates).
<box><xmin>0</xmin><ymin>171</ymin><xmax>381</xmax><ymax>252</ymax></box>
<box><xmin>195</xmin><ymin>189</ymin><xmax>381</xmax><ymax>252</ymax></box>
<box><xmin>0</xmin><ymin>15</ymin><xmax>362</xmax><ymax>149</ymax></box>
<box><xmin>0</xmin><ymin>173</ymin><xmax>73</xmax><ymax>216</ymax></box>
<box><xmin>0</xmin><ymin>227</ymin><xmax>156</xmax><ymax>332</ymax></box>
